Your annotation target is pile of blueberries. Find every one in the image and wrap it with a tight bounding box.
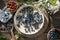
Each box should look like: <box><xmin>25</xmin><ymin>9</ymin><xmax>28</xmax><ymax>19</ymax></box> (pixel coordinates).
<box><xmin>16</xmin><ymin>7</ymin><xmax>43</xmax><ymax>32</ymax></box>
<box><xmin>49</xmin><ymin>29</ymin><xmax>60</xmax><ymax>40</ymax></box>
<box><xmin>6</xmin><ymin>23</ymin><xmax>13</xmax><ymax>30</ymax></box>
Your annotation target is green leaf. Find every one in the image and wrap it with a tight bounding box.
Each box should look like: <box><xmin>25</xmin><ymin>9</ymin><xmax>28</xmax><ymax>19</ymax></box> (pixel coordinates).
<box><xmin>18</xmin><ymin>2</ymin><xmax>22</xmax><ymax>6</ymax></box>
<box><xmin>49</xmin><ymin>0</ymin><xmax>57</xmax><ymax>6</ymax></box>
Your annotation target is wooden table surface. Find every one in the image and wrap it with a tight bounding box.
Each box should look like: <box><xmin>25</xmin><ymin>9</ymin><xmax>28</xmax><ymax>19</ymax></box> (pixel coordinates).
<box><xmin>0</xmin><ymin>0</ymin><xmax>60</xmax><ymax>40</ymax></box>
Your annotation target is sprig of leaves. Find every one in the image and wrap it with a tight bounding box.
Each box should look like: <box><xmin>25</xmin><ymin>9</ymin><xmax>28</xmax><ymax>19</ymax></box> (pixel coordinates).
<box><xmin>14</xmin><ymin>29</ymin><xmax>25</xmax><ymax>40</ymax></box>
<box><xmin>39</xmin><ymin>0</ymin><xmax>57</xmax><ymax>15</ymax></box>
<box><xmin>49</xmin><ymin>0</ymin><xmax>57</xmax><ymax>6</ymax></box>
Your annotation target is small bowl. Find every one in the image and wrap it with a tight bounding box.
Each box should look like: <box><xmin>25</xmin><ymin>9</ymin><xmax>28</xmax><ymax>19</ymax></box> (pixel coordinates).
<box><xmin>6</xmin><ymin>0</ymin><xmax>18</xmax><ymax>13</ymax></box>
<box><xmin>47</xmin><ymin>28</ymin><xmax>60</xmax><ymax>40</ymax></box>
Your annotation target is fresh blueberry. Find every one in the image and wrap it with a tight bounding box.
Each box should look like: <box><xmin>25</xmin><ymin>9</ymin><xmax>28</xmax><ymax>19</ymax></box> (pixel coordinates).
<box><xmin>27</xmin><ymin>13</ymin><xmax>34</xmax><ymax>21</ymax></box>
<box><xmin>7</xmin><ymin>24</ymin><xmax>12</xmax><ymax>30</ymax></box>
<box><xmin>16</xmin><ymin>15</ymin><xmax>22</xmax><ymax>21</ymax></box>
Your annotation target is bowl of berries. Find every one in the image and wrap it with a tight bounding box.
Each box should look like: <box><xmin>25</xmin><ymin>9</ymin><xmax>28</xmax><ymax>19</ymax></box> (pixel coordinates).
<box><xmin>14</xmin><ymin>4</ymin><xmax>49</xmax><ymax>38</ymax></box>
<box><xmin>7</xmin><ymin>0</ymin><xmax>18</xmax><ymax>13</ymax></box>
<box><xmin>47</xmin><ymin>28</ymin><xmax>60</xmax><ymax>40</ymax></box>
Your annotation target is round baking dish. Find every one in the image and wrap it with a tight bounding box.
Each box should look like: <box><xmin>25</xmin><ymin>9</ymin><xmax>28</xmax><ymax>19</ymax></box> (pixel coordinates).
<box><xmin>14</xmin><ymin>4</ymin><xmax>49</xmax><ymax>38</ymax></box>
